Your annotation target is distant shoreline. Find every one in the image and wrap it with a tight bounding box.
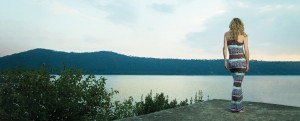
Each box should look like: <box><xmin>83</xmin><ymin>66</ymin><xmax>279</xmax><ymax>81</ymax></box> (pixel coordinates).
<box><xmin>1</xmin><ymin>48</ymin><xmax>300</xmax><ymax>75</ymax></box>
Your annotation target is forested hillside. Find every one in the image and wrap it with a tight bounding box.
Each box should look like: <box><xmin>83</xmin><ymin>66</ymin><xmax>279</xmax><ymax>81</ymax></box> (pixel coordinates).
<box><xmin>0</xmin><ymin>48</ymin><xmax>299</xmax><ymax>75</ymax></box>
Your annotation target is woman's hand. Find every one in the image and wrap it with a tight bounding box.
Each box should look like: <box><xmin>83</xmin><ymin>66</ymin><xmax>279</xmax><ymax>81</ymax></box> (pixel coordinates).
<box><xmin>246</xmin><ymin>63</ymin><xmax>249</xmax><ymax>72</ymax></box>
<box><xmin>224</xmin><ymin>61</ymin><xmax>228</xmax><ymax>70</ymax></box>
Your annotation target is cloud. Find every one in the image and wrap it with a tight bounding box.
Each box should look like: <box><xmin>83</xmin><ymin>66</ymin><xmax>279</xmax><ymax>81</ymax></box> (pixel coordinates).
<box><xmin>149</xmin><ymin>3</ymin><xmax>174</xmax><ymax>13</ymax></box>
<box><xmin>183</xmin><ymin>1</ymin><xmax>300</xmax><ymax>60</ymax></box>
<box><xmin>51</xmin><ymin>2</ymin><xmax>80</xmax><ymax>15</ymax></box>
<box><xmin>1</xmin><ymin>0</ymin><xmax>300</xmax><ymax>60</ymax></box>
<box><xmin>38</xmin><ymin>1</ymin><xmax>98</xmax><ymax>21</ymax></box>
<box><xmin>184</xmin><ymin>15</ymin><xmax>228</xmax><ymax>57</ymax></box>
<box><xmin>91</xmin><ymin>0</ymin><xmax>138</xmax><ymax>24</ymax></box>
<box><xmin>259</xmin><ymin>4</ymin><xmax>299</xmax><ymax>13</ymax></box>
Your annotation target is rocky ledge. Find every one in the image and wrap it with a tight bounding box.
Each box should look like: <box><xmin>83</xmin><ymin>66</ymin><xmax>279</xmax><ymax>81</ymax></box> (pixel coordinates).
<box><xmin>117</xmin><ymin>99</ymin><xmax>300</xmax><ymax>121</ymax></box>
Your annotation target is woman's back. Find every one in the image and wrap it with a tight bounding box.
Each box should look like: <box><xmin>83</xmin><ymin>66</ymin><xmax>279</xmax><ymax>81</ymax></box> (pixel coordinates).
<box><xmin>225</xmin><ymin>31</ymin><xmax>246</xmax><ymax>43</ymax></box>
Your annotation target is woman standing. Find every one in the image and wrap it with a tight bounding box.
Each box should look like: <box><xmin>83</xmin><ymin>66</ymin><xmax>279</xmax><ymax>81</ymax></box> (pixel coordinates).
<box><xmin>223</xmin><ymin>18</ymin><xmax>249</xmax><ymax>112</ymax></box>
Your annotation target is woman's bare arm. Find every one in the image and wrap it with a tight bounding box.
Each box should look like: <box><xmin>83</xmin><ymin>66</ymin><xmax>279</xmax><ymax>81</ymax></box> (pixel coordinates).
<box><xmin>244</xmin><ymin>36</ymin><xmax>250</xmax><ymax>71</ymax></box>
<box><xmin>223</xmin><ymin>33</ymin><xmax>228</xmax><ymax>70</ymax></box>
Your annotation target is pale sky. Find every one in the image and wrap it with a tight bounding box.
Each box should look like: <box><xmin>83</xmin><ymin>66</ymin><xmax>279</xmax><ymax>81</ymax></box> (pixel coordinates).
<box><xmin>1</xmin><ymin>0</ymin><xmax>300</xmax><ymax>61</ymax></box>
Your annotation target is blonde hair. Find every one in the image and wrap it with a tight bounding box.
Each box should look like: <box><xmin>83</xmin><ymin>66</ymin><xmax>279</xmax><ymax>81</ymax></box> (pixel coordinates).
<box><xmin>229</xmin><ymin>18</ymin><xmax>247</xmax><ymax>40</ymax></box>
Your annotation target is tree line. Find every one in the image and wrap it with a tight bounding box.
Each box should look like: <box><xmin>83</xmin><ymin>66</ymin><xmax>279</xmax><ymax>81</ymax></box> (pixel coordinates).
<box><xmin>1</xmin><ymin>48</ymin><xmax>300</xmax><ymax>75</ymax></box>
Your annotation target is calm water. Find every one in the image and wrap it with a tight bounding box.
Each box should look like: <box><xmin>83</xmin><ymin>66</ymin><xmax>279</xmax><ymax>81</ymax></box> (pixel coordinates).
<box><xmin>98</xmin><ymin>75</ymin><xmax>300</xmax><ymax>107</ymax></box>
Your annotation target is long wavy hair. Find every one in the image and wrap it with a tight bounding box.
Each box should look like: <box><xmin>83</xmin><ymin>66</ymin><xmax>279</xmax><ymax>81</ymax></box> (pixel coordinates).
<box><xmin>229</xmin><ymin>18</ymin><xmax>247</xmax><ymax>40</ymax></box>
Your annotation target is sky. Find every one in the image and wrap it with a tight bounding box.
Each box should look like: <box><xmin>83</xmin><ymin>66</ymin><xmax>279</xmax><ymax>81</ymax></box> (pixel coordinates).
<box><xmin>0</xmin><ymin>0</ymin><xmax>300</xmax><ymax>61</ymax></box>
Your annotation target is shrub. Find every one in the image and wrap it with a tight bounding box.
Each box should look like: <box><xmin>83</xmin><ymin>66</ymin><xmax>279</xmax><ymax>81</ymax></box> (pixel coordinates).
<box><xmin>0</xmin><ymin>67</ymin><xmax>117</xmax><ymax>121</ymax></box>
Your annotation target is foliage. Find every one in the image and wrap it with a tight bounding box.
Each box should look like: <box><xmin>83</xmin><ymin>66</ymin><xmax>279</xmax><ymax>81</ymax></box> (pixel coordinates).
<box><xmin>0</xmin><ymin>67</ymin><xmax>204</xmax><ymax>120</ymax></box>
<box><xmin>195</xmin><ymin>90</ymin><xmax>204</xmax><ymax>103</ymax></box>
<box><xmin>113</xmin><ymin>96</ymin><xmax>135</xmax><ymax>119</ymax></box>
<box><xmin>0</xmin><ymin>67</ymin><xmax>118</xmax><ymax>121</ymax></box>
<box><xmin>134</xmin><ymin>90</ymin><xmax>198</xmax><ymax>115</ymax></box>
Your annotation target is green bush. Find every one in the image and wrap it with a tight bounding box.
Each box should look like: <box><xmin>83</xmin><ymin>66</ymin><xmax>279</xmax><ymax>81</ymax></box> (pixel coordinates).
<box><xmin>135</xmin><ymin>90</ymin><xmax>196</xmax><ymax>115</ymax></box>
<box><xmin>113</xmin><ymin>96</ymin><xmax>135</xmax><ymax>119</ymax></box>
<box><xmin>0</xmin><ymin>67</ymin><xmax>118</xmax><ymax>121</ymax></box>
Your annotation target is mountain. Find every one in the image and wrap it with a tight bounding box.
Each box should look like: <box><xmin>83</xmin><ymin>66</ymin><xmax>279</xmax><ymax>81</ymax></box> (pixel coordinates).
<box><xmin>0</xmin><ymin>48</ymin><xmax>300</xmax><ymax>75</ymax></box>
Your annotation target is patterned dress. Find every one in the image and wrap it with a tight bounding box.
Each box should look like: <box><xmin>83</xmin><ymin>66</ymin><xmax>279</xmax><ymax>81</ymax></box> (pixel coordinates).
<box><xmin>227</xmin><ymin>39</ymin><xmax>247</xmax><ymax>112</ymax></box>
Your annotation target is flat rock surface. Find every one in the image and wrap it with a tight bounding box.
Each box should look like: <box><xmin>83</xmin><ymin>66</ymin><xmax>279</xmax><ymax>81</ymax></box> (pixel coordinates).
<box><xmin>116</xmin><ymin>99</ymin><xmax>300</xmax><ymax>121</ymax></box>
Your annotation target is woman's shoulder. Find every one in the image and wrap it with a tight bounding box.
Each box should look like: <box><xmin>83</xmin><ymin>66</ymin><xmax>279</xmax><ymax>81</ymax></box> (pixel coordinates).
<box><xmin>224</xmin><ymin>31</ymin><xmax>231</xmax><ymax>36</ymax></box>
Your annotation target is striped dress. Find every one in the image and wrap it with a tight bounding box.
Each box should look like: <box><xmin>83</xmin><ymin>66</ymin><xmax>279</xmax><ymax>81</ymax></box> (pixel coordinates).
<box><xmin>227</xmin><ymin>39</ymin><xmax>247</xmax><ymax>112</ymax></box>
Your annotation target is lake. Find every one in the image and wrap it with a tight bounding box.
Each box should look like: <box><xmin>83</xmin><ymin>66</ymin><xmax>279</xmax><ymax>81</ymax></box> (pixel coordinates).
<box><xmin>99</xmin><ymin>75</ymin><xmax>300</xmax><ymax>107</ymax></box>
